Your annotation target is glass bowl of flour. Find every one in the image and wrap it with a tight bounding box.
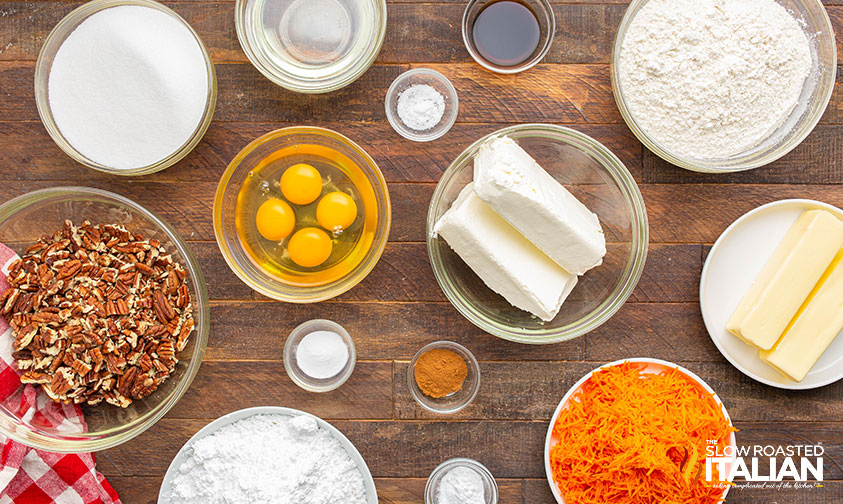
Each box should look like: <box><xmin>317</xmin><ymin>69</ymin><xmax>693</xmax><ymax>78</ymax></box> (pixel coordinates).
<box><xmin>34</xmin><ymin>0</ymin><xmax>217</xmax><ymax>175</ymax></box>
<box><xmin>612</xmin><ymin>0</ymin><xmax>836</xmax><ymax>173</ymax></box>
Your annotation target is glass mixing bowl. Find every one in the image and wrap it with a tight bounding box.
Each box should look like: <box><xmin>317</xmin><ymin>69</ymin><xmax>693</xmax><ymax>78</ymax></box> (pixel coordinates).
<box><xmin>611</xmin><ymin>0</ymin><xmax>836</xmax><ymax>173</ymax></box>
<box><xmin>235</xmin><ymin>0</ymin><xmax>387</xmax><ymax>93</ymax></box>
<box><xmin>427</xmin><ymin>124</ymin><xmax>648</xmax><ymax>344</ymax></box>
<box><xmin>0</xmin><ymin>187</ymin><xmax>209</xmax><ymax>452</ymax></box>
<box><xmin>214</xmin><ymin>127</ymin><xmax>391</xmax><ymax>303</ymax></box>
<box><xmin>34</xmin><ymin>0</ymin><xmax>217</xmax><ymax>176</ymax></box>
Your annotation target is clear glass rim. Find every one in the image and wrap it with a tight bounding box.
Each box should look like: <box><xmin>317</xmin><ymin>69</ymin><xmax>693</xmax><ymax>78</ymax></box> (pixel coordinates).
<box><xmin>610</xmin><ymin>0</ymin><xmax>838</xmax><ymax>173</ymax></box>
<box><xmin>0</xmin><ymin>186</ymin><xmax>209</xmax><ymax>452</ymax></box>
<box><xmin>425</xmin><ymin>457</ymin><xmax>499</xmax><ymax>504</ymax></box>
<box><xmin>213</xmin><ymin>126</ymin><xmax>392</xmax><ymax>303</ymax></box>
<box><xmin>234</xmin><ymin>0</ymin><xmax>387</xmax><ymax>94</ymax></box>
<box><xmin>461</xmin><ymin>0</ymin><xmax>556</xmax><ymax>74</ymax></box>
<box><xmin>33</xmin><ymin>0</ymin><xmax>218</xmax><ymax>176</ymax></box>
<box><xmin>426</xmin><ymin>124</ymin><xmax>649</xmax><ymax>344</ymax></box>
<box><xmin>384</xmin><ymin>68</ymin><xmax>460</xmax><ymax>142</ymax></box>
<box><xmin>407</xmin><ymin>340</ymin><xmax>481</xmax><ymax>414</ymax></box>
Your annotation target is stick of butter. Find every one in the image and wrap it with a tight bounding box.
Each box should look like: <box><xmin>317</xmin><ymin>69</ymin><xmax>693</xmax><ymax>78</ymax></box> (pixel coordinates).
<box><xmin>433</xmin><ymin>183</ymin><xmax>577</xmax><ymax>321</ymax></box>
<box><xmin>472</xmin><ymin>136</ymin><xmax>606</xmax><ymax>275</ymax></box>
<box><xmin>760</xmin><ymin>249</ymin><xmax>843</xmax><ymax>382</ymax></box>
<box><xmin>727</xmin><ymin>209</ymin><xmax>843</xmax><ymax>350</ymax></box>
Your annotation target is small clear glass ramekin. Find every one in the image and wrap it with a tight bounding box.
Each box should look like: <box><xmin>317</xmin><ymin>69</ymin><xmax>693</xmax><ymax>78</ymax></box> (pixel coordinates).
<box><xmin>408</xmin><ymin>341</ymin><xmax>480</xmax><ymax>415</ymax></box>
<box><xmin>462</xmin><ymin>0</ymin><xmax>555</xmax><ymax>74</ymax></box>
<box><xmin>235</xmin><ymin>0</ymin><xmax>386</xmax><ymax>93</ymax></box>
<box><xmin>385</xmin><ymin>69</ymin><xmax>459</xmax><ymax>142</ymax></box>
<box><xmin>0</xmin><ymin>187</ymin><xmax>209</xmax><ymax>452</ymax></box>
<box><xmin>427</xmin><ymin>124</ymin><xmax>648</xmax><ymax>344</ymax></box>
<box><xmin>425</xmin><ymin>458</ymin><xmax>498</xmax><ymax>504</ymax></box>
<box><xmin>283</xmin><ymin>319</ymin><xmax>357</xmax><ymax>393</ymax></box>
<box><xmin>34</xmin><ymin>0</ymin><xmax>217</xmax><ymax>176</ymax></box>
<box><xmin>611</xmin><ymin>0</ymin><xmax>836</xmax><ymax>173</ymax></box>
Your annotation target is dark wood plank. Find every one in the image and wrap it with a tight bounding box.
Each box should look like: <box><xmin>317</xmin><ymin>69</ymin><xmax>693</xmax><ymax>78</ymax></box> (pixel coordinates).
<box><xmin>393</xmin><ymin>361</ymin><xmax>843</xmax><ymax>422</ymax></box>
<box><xmin>105</xmin><ymin>476</ymin><xmax>525</xmax><ymax>504</ymax></box>
<box><xmin>0</xmin><ymin>121</ymin><xmax>643</xmax><ymax>184</ymax></box>
<box><xmin>3</xmin><ymin>3</ymin><xmax>842</xmax><ymax>67</ymax></box>
<box><xmin>642</xmin><ymin>184</ymin><xmax>843</xmax><ymax>244</ymax></box>
<box><xmin>205</xmin><ymin>300</ymin><xmax>586</xmax><ymax>361</ymax></box>
<box><xmin>165</xmin><ymin>361</ymin><xmax>394</xmax><ymax>420</ymax></box>
<box><xmin>97</xmin><ymin>419</ymin><xmax>843</xmax><ymax>479</ymax></box>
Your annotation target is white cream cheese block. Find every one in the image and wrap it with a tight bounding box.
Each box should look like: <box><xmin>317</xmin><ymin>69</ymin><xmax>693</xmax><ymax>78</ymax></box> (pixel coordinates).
<box><xmin>433</xmin><ymin>183</ymin><xmax>577</xmax><ymax>321</ymax></box>
<box><xmin>472</xmin><ymin>136</ymin><xmax>606</xmax><ymax>275</ymax></box>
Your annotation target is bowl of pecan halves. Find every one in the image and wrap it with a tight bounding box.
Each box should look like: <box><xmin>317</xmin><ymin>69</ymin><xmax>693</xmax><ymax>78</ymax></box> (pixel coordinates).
<box><xmin>0</xmin><ymin>187</ymin><xmax>209</xmax><ymax>452</ymax></box>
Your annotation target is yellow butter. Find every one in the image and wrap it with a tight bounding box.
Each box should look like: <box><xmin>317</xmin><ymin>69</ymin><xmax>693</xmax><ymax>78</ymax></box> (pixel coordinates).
<box><xmin>727</xmin><ymin>210</ymin><xmax>843</xmax><ymax>350</ymax></box>
<box><xmin>760</xmin><ymin>249</ymin><xmax>843</xmax><ymax>382</ymax></box>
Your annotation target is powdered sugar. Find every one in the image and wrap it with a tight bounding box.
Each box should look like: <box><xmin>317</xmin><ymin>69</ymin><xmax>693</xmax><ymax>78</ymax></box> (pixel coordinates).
<box><xmin>436</xmin><ymin>466</ymin><xmax>485</xmax><ymax>504</ymax></box>
<box><xmin>167</xmin><ymin>414</ymin><xmax>368</xmax><ymax>504</ymax></box>
<box><xmin>618</xmin><ymin>0</ymin><xmax>812</xmax><ymax>159</ymax></box>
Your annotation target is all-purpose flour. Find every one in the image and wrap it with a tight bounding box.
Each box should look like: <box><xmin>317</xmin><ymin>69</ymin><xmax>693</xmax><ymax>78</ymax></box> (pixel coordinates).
<box><xmin>618</xmin><ymin>0</ymin><xmax>812</xmax><ymax>159</ymax></box>
<box><xmin>168</xmin><ymin>414</ymin><xmax>368</xmax><ymax>504</ymax></box>
<box><xmin>48</xmin><ymin>6</ymin><xmax>209</xmax><ymax>170</ymax></box>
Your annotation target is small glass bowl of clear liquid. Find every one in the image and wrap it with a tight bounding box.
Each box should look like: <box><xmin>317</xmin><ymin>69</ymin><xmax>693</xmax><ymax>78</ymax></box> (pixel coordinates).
<box><xmin>235</xmin><ymin>0</ymin><xmax>387</xmax><ymax>93</ymax></box>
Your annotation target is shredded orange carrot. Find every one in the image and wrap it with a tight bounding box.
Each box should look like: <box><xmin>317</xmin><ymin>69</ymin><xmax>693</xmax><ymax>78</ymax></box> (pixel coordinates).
<box><xmin>549</xmin><ymin>362</ymin><xmax>737</xmax><ymax>504</ymax></box>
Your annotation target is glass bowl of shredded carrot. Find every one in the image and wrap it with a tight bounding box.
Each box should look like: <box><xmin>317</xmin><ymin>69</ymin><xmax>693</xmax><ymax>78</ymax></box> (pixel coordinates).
<box><xmin>544</xmin><ymin>358</ymin><xmax>737</xmax><ymax>504</ymax></box>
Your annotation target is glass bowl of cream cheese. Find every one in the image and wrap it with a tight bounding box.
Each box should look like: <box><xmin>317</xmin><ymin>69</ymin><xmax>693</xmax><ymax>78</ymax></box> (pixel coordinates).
<box><xmin>427</xmin><ymin>124</ymin><xmax>648</xmax><ymax>344</ymax></box>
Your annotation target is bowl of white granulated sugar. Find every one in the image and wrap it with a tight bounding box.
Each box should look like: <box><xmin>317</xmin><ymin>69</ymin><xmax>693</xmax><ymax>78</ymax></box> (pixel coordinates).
<box><xmin>612</xmin><ymin>0</ymin><xmax>836</xmax><ymax>173</ymax></box>
<box><xmin>158</xmin><ymin>407</ymin><xmax>377</xmax><ymax>504</ymax></box>
<box><xmin>35</xmin><ymin>0</ymin><xmax>217</xmax><ymax>175</ymax></box>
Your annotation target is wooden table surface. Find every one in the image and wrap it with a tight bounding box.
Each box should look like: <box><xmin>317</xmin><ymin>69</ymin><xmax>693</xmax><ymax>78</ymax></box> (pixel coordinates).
<box><xmin>2</xmin><ymin>0</ymin><xmax>843</xmax><ymax>502</ymax></box>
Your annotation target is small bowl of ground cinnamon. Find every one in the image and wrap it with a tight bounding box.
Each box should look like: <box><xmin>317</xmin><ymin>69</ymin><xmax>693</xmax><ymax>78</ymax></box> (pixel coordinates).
<box><xmin>408</xmin><ymin>341</ymin><xmax>480</xmax><ymax>414</ymax></box>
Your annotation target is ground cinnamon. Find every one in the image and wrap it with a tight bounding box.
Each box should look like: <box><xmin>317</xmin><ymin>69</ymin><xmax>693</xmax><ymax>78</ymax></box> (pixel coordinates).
<box><xmin>414</xmin><ymin>348</ymin><xmax>468</xmax><ymax>398</ymax></box>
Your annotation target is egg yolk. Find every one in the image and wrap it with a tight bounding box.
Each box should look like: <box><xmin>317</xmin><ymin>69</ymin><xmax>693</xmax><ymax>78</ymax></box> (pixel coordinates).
<box><xmin>255</xmin><ymin>198</ymin><xmax>295</xmax><ymax>241</ymax></box>
<box><xmin>288</xmin><ymin>227</ymin><xmax>333</xmax><ymax>268</ymax></box>
<box><xmin>280</xmin><ymin>164</ymin><xmax>323</xmax><ymax>205</ymax></box>
<box><xmin>316</xmin><ymin>192</ymin><xmax>358</xmax><ymax>234</ymax></box>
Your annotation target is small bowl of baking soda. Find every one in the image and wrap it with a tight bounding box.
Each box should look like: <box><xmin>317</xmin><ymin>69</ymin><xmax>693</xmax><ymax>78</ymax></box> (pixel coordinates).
<box><xmin>425</xmin><ymin>458</ymin><xmax>498</xmax><ymax>504</ymax></box>
<box><xmin>385</xmin><ymin>68</ymin><xmax>459</xmax><ymax>142</ymax></box>
<box><xmin>284</xmin><ymin>319</ymin><xmax>357</xmax><ymax>392</ymax></box>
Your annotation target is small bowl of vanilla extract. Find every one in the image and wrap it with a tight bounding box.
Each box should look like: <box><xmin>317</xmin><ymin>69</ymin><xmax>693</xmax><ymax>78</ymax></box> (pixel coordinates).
<box><xmin>462</xmin><ymin>0</ymin><xmax>555</xmax><ymax>74</ymax></box>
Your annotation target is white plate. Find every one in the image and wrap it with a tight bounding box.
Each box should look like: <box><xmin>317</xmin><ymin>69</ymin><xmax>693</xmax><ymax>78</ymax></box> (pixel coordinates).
<box><xmin>700</xmin><ymin>199</ymin><xmax>843</xmax><ymax>390</ymax></box>
<box><xmin>157</xmin><ymin>406</ymin><xmax>378</xmax><ymax>504</ymax></box>
<box><xmin>544</xmin><ymin>358</ymin><xmax>736</xmax><ymax>504</ymax></box>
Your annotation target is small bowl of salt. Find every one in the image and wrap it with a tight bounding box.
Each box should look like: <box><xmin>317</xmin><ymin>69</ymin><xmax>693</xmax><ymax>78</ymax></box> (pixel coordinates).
<box><xmin>283</xmin><ymin>319</ymin><xmax>357</xmax><ymax>392</ymax></box>
<box><xmin>385</xmin><ymin>68</ymin><xmax>459</xmax><ymax>142</ymax></box>
<box><xmin>425</xmin><ymin>458</ymin><xmax>498</xmax><ymax>504</ymax></box>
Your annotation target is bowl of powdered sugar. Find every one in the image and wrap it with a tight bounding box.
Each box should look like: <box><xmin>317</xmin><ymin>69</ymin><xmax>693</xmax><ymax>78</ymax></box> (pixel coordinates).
<box><xmin>158</xmin><ymin>406</ymin><xmax>377</xmax><ymax>504</ymax></box>
<box><xmin>612</xmin><ymin>0</ymin><xmax>836</xmax><ymax>173</ymax></box>
<box><xmin>35</xmin><ymin>0</ymin><xmax>217</xmax><ymax>175</ymax></box>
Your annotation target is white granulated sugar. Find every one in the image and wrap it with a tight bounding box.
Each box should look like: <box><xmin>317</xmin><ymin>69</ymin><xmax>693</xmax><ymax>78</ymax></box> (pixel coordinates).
<box><xmin>437</xmin><ymin>466</ymin><xmax>486</xmax><ymax>504</ymax></box>
<box><xmin>48</xmin><ymin>5</ymin><xmax>209</xmax><ymax>170</ymax></box>
<box><xmin>168</xmin><ymin>414</ymin><xmax>368</xmax><ymax>504</ymax></box>
<box><xmin>618</xmin><ymin>0</ymin><xmax>812</xmax><ymax>159</ymax></box>
<box><xmin>397</xmin><ymin>84</ymin><xmax>445</xmax><ymax>131</ymax></box>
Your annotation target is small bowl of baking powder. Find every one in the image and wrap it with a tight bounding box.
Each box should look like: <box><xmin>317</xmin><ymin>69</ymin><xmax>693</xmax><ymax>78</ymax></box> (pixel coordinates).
<box><xmin>425</xmin><ymin>458</ymin><xmax>498</xmax><ymax>504</ymax></box>
<box><xmin>385</xmin><ymin>68</ymin><xmax>459</xmax><ymax>142</ymax></box>
<box><xmin>284</xmin><ymin>319</ymin><xmax>357</xmax><ymax>392</ymax></box>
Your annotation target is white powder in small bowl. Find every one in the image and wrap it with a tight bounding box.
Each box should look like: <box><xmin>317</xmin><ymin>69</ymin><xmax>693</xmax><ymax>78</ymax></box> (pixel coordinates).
<box><xmin>397</xmin><ymin>84</ymin><xmax>445</xmax><ymax>131</ymax></box>
<box><xmin>47</xmin><ymin>5</ymin><xmax>210</xmax><ymax>170</ymax></box>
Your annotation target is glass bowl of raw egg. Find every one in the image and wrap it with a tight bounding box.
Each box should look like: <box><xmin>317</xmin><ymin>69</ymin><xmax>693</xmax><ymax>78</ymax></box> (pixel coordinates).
<box><xmin>214</xmin><ymin>127</ymin><xmax>391</xmax><ymax>302</ymax></box>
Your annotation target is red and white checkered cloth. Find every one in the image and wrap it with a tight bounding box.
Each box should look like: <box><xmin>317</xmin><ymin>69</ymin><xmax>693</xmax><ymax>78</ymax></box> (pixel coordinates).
<box><xmin>0</xmin><ymin>244</ymin><xmax>120</xmax><ymax>504</ymax></box>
